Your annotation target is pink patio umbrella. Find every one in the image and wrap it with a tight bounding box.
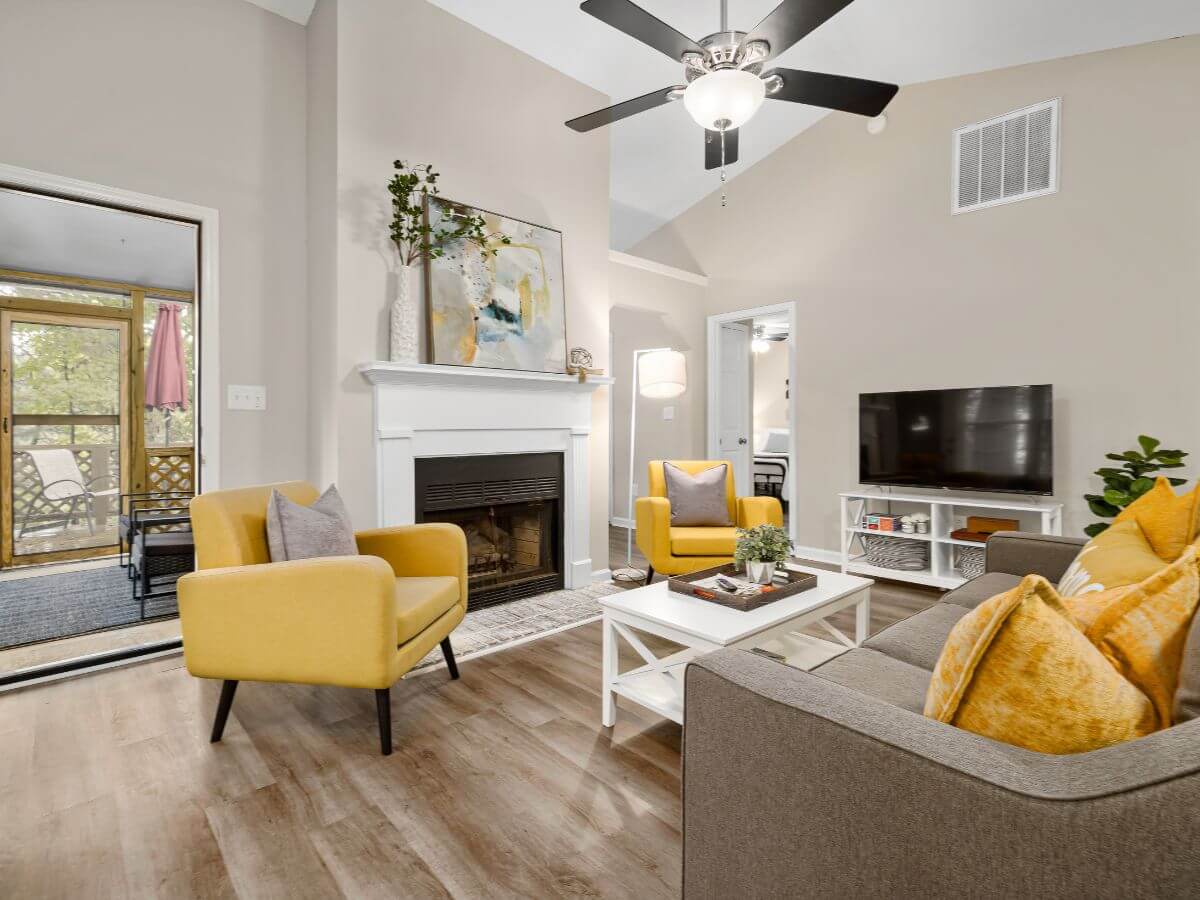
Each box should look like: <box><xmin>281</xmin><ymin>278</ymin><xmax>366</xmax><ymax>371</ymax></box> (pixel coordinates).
<box><xmin>144</xmin><ymin>303</ymin><xmax>189</xmax><ymax>444</ymax></box>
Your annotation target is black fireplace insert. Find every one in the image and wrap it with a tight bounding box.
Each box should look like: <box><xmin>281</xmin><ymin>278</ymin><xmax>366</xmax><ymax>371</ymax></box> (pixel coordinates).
<box><xmin>415</xmin><ymin>453</ymin><xmax>564</xmax><ymax>610</ymax></box>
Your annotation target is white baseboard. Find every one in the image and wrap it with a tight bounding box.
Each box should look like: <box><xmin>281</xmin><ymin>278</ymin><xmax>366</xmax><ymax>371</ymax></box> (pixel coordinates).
<box><xmin>609</xmin><ymin>516</ymin><xmax>633</xmax><ymax>530</ymax></box>
<box><xmin>792</xmin><ymin>545</ymin><xmax>841</xmax><ymax>565</ymax></box>
<box><xmin>591</xmin><ymin>568</ymin><xmax>612</xmax><ymax>582</ymax></box>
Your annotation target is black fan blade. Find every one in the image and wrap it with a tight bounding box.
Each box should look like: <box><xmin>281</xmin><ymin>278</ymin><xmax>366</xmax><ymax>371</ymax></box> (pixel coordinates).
<box><xmin>704</xmin><ymin>129</ymin><xmax>739</xmax><ymax>170</ymax></box>
<box><xmin>765</xmin><ymin>67</ymin><xmax>898</xmax><ymax>117</ymax></box>
<box><xmin>566</xmin><ymin>86</ymin><xmax>683</xmax><ymax>132</ymax></box>
<box><xmin>580</xmin><ymin>0</ymin><xmax>703</xmax><ymax>62</ymax></box>
<box><xmin>746</xmin><ymin>0</ymin><xmax>854</xmax><ymax>59</ymax></box>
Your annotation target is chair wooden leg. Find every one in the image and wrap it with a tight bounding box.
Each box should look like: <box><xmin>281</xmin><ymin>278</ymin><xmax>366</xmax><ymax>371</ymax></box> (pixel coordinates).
<box><xmin>645</xmin><ymin>565</ymin><xmax>655</xmax><ymax>583</ymax></box>
<box><xmin>440</xmin><ymin>637</ymin><xmax>460</xmax><ymax>680</ymax></box>
<box><xmin>375</xmin><ymin>688</ymin><xmax>393</xmax><ymax>756</ymax></box>
<box><xmin>210</xmin><ymin>680</ymin><xmax>238</xmax><ymax>743</ymax></box>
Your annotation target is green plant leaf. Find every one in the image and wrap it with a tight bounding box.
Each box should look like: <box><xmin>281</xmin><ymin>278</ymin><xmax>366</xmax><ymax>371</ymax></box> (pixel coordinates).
<box><xmin>1087</xmin><ymin>497</ymin><xmax>1120</xmax><ymax>518</ymax></box>
<box><xmin>1137</xmin><ymin>435</ymin><xmax>1161</xmax><ymax>456</ymax></box>
<box><xmin>1129</xmin><ymin>477</ymin><xmax>1156</xmax><ymax>497</ymax></box>
<box><xmin>1169</xmin><ymin>477</ymin><xmax>1189</xmax><ymax>487</ymax></box>
<box><xmin>1102</xmin><ymin>488</ymin><xmax>1130</xmax><ymax>507</ymax></box>
<box><xmin>1084</xmin><ymin>522</ymin><xmax>1110</xmax><ymax>538</ymax></box>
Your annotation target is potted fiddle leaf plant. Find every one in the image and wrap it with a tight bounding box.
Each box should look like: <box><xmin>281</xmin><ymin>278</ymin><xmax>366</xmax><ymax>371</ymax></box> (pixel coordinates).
<box><xmin>734</xmin><ymin>524</ymin><xmax>793</xmax><ymax>584</ymax></box>
<box><xmin>1084</xmin><ymin>435</ymin><xmax>1189</xmax><ymax>537</ymax></box>
<box><xmin>387</xmin><ymin>161</ymin><xmax>509</xmax><ymax>363</ymax></box>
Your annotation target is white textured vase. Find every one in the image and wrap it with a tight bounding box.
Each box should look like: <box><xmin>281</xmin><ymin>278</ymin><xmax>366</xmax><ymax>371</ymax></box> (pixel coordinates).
<box><xmin>390</xmin><ymin>263</ymin><xmax>420</xmax><ymax>364</ymax></box>
<box><xmin>747</xmin><ymin>560</ymin><xmax>776</xmax><ymax>585</ymax></box>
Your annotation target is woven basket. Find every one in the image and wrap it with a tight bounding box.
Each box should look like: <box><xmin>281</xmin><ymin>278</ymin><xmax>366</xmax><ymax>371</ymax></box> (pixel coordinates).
<box><xmin>861</xmin><ymin>534</ymin><xmax>930</xmax><ymax>571</ymax></box>
<box><xmin>955</xmin><ymin>545</ymin><xmax>986</xmax><ymax>580</ymax></box>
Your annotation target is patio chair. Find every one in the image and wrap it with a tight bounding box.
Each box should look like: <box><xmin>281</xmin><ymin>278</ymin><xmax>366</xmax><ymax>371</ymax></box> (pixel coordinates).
<box><xmin>17</xmin><ymin>448</ymin><xmax>119</xmax><ymax>539</ymax></box>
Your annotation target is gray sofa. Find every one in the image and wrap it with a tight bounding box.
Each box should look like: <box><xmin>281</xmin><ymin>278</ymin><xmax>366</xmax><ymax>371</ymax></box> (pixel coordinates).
<box><xmin>683</xmin><ymin>532</ymin><xmax>1200</xmax><ymax>898</ymax></box>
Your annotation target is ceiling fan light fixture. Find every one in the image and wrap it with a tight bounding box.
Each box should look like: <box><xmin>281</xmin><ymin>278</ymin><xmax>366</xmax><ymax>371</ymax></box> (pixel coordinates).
<box><xmin>683</xmin><ymin>69</ymin><xmax>765</xmax><ymax>131</ymax></box>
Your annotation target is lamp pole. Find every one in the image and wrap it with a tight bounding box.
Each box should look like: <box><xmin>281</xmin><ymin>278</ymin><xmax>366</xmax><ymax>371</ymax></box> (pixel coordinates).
<box><xmin>615</xmin><ymin>347</ymin><xmax>671</xmax><ymax>582</ymax></box>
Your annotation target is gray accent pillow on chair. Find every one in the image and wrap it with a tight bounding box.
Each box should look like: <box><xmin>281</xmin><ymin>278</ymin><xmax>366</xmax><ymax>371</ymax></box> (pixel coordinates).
<box><xmin>664</xmin><ymin>462</ymin><xmax>733</xmax><ymax>527</ymax></box>
<box><xmin>266</xmin><ymin>484</ymin><xmax>358</xmax><ymax>562</ymax></box>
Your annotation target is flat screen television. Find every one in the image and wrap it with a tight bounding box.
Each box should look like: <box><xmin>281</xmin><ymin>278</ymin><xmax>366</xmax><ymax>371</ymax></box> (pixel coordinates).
<box><xmin>859</xmin><ymin>385</ymin><xmax>1053</xmax><ymax>495</ymax></box>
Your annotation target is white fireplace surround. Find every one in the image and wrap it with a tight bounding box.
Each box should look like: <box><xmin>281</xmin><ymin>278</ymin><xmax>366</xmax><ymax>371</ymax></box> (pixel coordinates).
<box><xmin>359</xmin><ymin>362</ymin><xmax>614</xmax><ymax>588</ymax></box>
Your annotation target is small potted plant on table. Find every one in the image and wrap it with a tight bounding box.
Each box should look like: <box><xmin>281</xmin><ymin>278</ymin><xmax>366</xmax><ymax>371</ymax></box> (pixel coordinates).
<box><xmin>735</xmin><ymin>524</ymin><xmax>794</xmax><ymax>584</ymax></box>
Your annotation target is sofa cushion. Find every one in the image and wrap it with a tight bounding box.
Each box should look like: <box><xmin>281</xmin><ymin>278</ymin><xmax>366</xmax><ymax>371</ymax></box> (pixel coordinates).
<box><xmin>664</xmin><ymin>461</ymin><xmax>733</xmax><ymax>527</ymax></box>
<box><xmin>1113</xmin><ymin>476</ymin><xmax>1200</xmax><ymax>562</ymax></box>
<box><xmin>810</xmin><ymin>648</ymin><xmax>931</xmax><ymax>714</ymax></box>
<box><xmin>1056</xmin><ymin>519</ymin><xmax>1165</xmax><ymax>597</ymax></box>
<box><xmin>395</xmin><ymin>575</ymin><xmax>460</xmax><ymax>645</ymax></box>
<box><xmin>925</xmin><ymin>574</ymin><xmax>1156</xmax><ymax>754</ymax></box>
<box><xmin>670</xmin><ymin>526</ymin><xmax>736</xmax><ymax>557</ymax></box>
<box><xmin>941</xmin><ymin>572</ymin><xmax>1022</xmax><ymax>610</ymax></box>
<box><xmin>863</xmin><ymin>603</ymin><xmax>971</xmax><ymax>671</ymax></box>
<box><xmin>1174</xmin><ymin>587</ymin><xmax>1200</xmax><ymax>723</ymax></box>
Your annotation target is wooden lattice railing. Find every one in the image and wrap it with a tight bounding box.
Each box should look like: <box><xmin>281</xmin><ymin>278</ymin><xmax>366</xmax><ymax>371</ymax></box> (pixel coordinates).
<box><xmin>146</xmin><ymin>447</ymin><xmax>195</xmax><ymax>495</ymax></box>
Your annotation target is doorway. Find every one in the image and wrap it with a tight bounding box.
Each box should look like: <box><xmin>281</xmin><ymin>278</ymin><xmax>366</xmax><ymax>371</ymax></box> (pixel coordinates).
<box><xmin>707</xmin><ymin>302</ymin><xmax>798</xmax><ymax>543</ymax></box>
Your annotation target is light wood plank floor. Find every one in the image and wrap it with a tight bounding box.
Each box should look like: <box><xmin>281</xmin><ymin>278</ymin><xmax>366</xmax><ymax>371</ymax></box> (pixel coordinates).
<box><xmin>2</xmin><ymin>577</ymin><xmax>939</xmax><ymax>898</ymax></box>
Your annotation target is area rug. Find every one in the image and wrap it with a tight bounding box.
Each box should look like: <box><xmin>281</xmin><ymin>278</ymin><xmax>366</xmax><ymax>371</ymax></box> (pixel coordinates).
<box><xmin>411</xmin><ymin>580</ymin><xmax>622</xmax><ymax>673</ymax></box>
<box><xmin>0</xmin><ymin>564</ymin><xmax>176</xmax><ymax>649</ymax></box>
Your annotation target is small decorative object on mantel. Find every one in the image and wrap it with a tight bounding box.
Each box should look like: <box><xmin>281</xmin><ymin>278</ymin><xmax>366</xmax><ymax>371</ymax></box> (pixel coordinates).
<box><xmin>734</xmin><ymin>523</ymin><xmax>793</xmax><ymax>585</ymax></box>
<box><xmin>669</xmin><ymin>562</ymin><xmax>816</xmax><ymax>612</ymax></box>
<box><xmin>387</xmin><ymin>161</ymin><xmax>508</xmax><ymax>364</ymax></box>
<box><xmin>566</xmin><ymin>346</ymin><xmax>604</xmax><ymax>382</ymax></box>
<box><xmin>426</xmin><ymin>196</ymin><xmax>566</xmax><ymax>374</ymax></box>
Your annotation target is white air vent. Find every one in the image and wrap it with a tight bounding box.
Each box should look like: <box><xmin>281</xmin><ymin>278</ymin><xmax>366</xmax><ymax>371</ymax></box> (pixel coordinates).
<box><xmin>953</xmin><ymin>99</ymin><xmax>1059</xmax><ymax>214</ymax></box>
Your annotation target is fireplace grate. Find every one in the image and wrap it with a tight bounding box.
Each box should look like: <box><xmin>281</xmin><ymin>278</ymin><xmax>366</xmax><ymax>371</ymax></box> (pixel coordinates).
<box><xmin>423</xmin><ymin>476</ymin><xmax>559</xmax><ymax>511</ymax></box>
<box><xmin>469</xmin><ymin>573</ymin><xmax>563</xmax><ymax>610</ymax></box>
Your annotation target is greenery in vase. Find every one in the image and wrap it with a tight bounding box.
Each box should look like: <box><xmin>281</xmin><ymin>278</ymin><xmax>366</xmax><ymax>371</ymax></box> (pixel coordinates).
<box><xmin>387</xmin><ymin>160</ymin><xmax>510</xmax><ymax>266</ymax></box>
<box><xmin>734</xmin><ymin>524</ymin><xmax>793</xmax><ymax>565</ymax></box>
<box><xmin>1084</xmin><ymin>435</ymin><xmax>1188</xmax><ymax>538</ymax></box>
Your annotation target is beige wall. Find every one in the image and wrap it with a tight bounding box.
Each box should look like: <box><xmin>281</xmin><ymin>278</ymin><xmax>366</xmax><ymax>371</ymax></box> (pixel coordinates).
<box><xmin>752</xmin><ymin>340</ymin><xmax>789</xmax><ymax>447</ymax></box>
<box><xmin>0</xmin><ymin>0</ymin><xmax>310</xmax><ymax>489</ymax></box>
<box><xmin>609</xmin><ymin>260</ymin><xmax>708</xmax><ymax>520</ymax></box>
<box><xmin>634</xmin><ymin>37</ymin><xmax>1200</xmax><ymax>550</ymax></box>
<box><xmin>319</xmin><ymin>0</ymin><xmax>613</xmax><ymax>568</ymax></box>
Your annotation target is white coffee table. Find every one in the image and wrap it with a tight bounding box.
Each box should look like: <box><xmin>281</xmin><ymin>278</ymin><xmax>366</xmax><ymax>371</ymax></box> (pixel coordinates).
<box><xmin>600</xmin><ymin>564</ymin><xmax>873</xmax><ymax>726</ymax></box>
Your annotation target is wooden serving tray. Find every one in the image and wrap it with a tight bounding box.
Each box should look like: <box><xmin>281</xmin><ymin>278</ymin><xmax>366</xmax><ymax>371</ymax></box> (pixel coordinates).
<box><xmin>668</xmin><ymin>563</ymin><xmax>818</xmax><ymax>612</ymax></box>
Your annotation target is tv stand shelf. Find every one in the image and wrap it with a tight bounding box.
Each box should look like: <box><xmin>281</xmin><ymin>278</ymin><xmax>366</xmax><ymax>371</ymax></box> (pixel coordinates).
<box><xmin>839</xmin><ymin>490</ymin><xmax>1063</xmax><ymax>591</ymax></box>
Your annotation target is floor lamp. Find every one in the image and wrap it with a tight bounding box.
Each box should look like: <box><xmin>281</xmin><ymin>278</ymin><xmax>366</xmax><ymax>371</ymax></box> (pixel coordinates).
<box><xmin>613</xmin><ymin>348</ymin><xmax>687</xmax><ymax>583</ymax></box>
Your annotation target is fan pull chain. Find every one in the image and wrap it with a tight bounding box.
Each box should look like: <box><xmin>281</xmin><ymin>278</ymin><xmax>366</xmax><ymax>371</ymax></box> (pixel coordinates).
<box><xmin>720</xmin><ymin>129</ymin><xmax>728</xmax><ymax>207</ymax></box>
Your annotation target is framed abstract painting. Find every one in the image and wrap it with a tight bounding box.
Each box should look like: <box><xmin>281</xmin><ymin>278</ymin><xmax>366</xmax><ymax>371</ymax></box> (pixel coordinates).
<box><xmin>424</xmin><ymin>197</ymin><xmax>567</xmax><ymax>373</ymax></box>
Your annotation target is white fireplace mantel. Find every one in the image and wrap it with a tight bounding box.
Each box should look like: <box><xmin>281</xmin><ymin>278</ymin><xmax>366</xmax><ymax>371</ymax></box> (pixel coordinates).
<box><xmin>360</xmin><ymin>361</ymin><xmax>612</xmax><ymax>589</ymax></box>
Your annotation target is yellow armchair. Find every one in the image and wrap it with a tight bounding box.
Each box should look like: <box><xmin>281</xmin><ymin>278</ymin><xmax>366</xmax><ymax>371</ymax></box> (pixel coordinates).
<box><xmin>635</xmin><ymin>460</ymin><xmax>783</xmax><ymax>580</ymax></box>
<box><xmin>177</xmin><ymin>481</ymin><xmax>467</xmax><ymax>755</ymax></box>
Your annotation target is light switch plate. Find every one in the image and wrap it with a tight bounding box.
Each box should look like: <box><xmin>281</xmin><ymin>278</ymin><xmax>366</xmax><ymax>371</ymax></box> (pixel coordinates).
<box><xmin>227</xmin><ymin>384</ymin><xmax>267</xmax><ymax>411</ymax></box>
<box><xmin>662</xmin><ymin>406</ymin><xmax>675</xmax><ymax>421</ymax></box>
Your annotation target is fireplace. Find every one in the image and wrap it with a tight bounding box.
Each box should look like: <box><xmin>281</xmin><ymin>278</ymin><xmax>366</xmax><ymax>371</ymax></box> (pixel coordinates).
<box><xmin>415</xmin><ymin>453</ymin><xmax>564</xmax><ymax>610</ymax></box>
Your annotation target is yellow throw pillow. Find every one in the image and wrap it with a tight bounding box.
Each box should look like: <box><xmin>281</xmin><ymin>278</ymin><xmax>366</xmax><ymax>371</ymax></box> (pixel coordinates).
<box><xmin>1076</xmin><ymin>547</ymin><xmax>1200</xmax><ymax>729</ymax></box>
<box><xmin>1057</xmin><ymin>519</ymin><xmax>1165</xmax><ymax>597</ymax></box>
<box><xmin>924</xmin><ymin>575</ymin><xmax>1156</xmax><ymax>754</ymax></box>
<box><xmin>1113</xmin><ymin>476</ymin><xmax>1200</xmax><ymax>562</ymax></box>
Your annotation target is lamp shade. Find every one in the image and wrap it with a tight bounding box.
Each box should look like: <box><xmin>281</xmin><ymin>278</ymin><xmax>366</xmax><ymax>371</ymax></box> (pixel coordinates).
<box><xmin>683</xmin><ymin>69</ymin><xmax>766</xmax><ymax>131</ymax></box>
<box><xmin>639</xmin><ymin>349</ymin><xmax>686</xmax><ymax>399</ymax></box>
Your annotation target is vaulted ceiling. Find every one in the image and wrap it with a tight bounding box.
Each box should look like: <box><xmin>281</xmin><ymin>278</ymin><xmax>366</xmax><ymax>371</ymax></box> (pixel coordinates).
<box><xmin>246</xmin><ymin>0</ymin><xmax>1200</xmax><ymax>249</ymax></box>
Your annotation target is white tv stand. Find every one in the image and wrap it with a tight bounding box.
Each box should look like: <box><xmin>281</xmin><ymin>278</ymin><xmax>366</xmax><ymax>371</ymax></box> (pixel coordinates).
<box><xmin>839</xmin><ymin>489</ymin><xmax>1064</xmax><ymax>591</ymax></box>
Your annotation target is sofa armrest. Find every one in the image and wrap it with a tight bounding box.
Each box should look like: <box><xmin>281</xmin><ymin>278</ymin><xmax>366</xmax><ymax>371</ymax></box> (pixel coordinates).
<box><xmin>984</xmin><ymin>530</ymin><xmax>1085</xmax><ymax>582</ymax></box>
<box><xmin>635</xmin><ymin>496</ymin><xmax>671</xmax><ymax>568</ymax></box>
<box><xmin>178</xmin><ymin>555</ymin><xmax>399</xmax><ymax>689</ymax></box>
<box><xmin>356</xmin><ymin>522</ymin><xmax>468</xmax><ymax>607</ymax></box>
<box><xmin>683</xmin><ymin>648</ymin><xmax>1200</xmax><ymax>898</ymax></box>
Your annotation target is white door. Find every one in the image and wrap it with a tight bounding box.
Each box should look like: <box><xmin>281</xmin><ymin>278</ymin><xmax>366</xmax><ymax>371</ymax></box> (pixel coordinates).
<box><xmin>715</xmin><ymin>322</ymin><xmax>752</xmax><ymax>494</ymax></box>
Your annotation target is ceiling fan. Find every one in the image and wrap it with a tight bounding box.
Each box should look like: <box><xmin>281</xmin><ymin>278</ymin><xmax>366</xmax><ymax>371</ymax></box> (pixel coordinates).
<box><xmin>565</xmin><ymin>0</ymin><xmax>899</xmax><ymax>174</ymax></box>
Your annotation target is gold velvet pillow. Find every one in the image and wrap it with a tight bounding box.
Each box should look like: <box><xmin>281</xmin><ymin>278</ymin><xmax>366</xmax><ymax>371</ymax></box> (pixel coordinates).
<box><xmin>925</xmin><ymin>575</ymin><xmax>1156</xmax><ymax>754</ymax></box>
<box><xmin>1113</xmin><ymin>477</ymin><xmax>1200</xmax><ymax>562</ymax></box>
<box><xmin>1057</xmin><ymin>519</ymin><xmax>1165</xmax><ymax>597</ymax></box>
<box><xmin>1067</xmin><ymin>548</ymin><xmax>1200</xmax><ymax>729</ymax></box>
